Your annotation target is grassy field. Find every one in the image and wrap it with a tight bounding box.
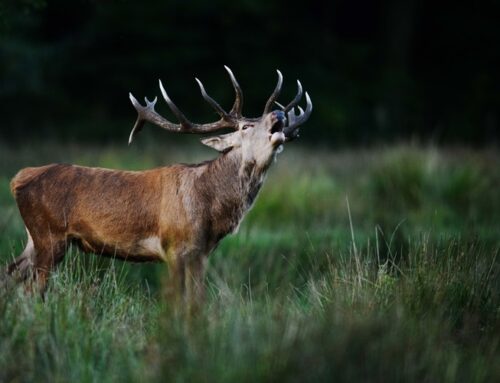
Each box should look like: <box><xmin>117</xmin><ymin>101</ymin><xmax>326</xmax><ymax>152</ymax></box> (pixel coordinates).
<box><xmin>0</xmin><ymin>142</ymin><xmax>499</xmax><ymax>382</ymax></box>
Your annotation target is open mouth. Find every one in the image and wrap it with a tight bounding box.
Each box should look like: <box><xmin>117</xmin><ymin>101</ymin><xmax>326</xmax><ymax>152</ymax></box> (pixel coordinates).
<box><xmin>271</xmin><ymin>119</ymin><xmax>284</xmax><ymax>134</ymax></box>
<box><xmin>270</xmin><ymin>110</ymin><xmax>286</xmax><ymax>134</ymax></box>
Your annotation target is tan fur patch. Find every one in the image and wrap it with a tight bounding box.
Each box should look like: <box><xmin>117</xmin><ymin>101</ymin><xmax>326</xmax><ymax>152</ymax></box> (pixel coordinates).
<box><xmin>137</xmin><ymin>236</ymin><xmax>166</xmax><ymax>260</ymax></box>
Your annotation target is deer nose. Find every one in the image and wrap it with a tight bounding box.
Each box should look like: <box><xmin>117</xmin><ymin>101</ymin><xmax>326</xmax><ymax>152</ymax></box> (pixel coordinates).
<box><xmin>273</xmin><ymin>110</ymin><xmax>286</xmax><ymax>121</ymax></box>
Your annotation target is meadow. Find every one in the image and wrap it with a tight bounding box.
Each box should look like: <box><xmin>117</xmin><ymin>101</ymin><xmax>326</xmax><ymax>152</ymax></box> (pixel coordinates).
<box><xmin>0</xmin><ymin>141</ymin><xmax>499</xmax><ymax>382</ymax></box>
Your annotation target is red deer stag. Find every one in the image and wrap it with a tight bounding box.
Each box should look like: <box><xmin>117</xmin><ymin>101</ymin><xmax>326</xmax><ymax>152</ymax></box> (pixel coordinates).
<box><xmin>5</xmin><ymin>66</ymin><xmax>312</xmax><ymax>305</ymax></box>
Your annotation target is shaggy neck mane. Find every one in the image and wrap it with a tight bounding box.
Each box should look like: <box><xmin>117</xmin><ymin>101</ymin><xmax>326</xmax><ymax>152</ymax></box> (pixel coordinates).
<box><xmin>195</xmin><ymin>147</ymin><xmax>271</xmax><ymax>243</ymax></box>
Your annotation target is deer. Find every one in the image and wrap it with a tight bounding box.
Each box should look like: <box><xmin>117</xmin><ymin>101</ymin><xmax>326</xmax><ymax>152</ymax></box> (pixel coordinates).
<box><xmin>4</xmin><ymin>66</ymin><xmax>312</xmax><ymax>308</ymax></box>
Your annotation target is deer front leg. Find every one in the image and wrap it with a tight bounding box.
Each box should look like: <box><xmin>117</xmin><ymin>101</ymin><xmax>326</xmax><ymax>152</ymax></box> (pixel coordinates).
<box><xmin>162</xmin><ymin>244</ymin><xmax>206</xmax><ymax>314</ymax></box>
<box><xmin>186</xmin><ymin>255</ymin><xmax>207</xmax><ymax>315</ymax></box>
<box><xmin>163</xmin><ymin>253</ymin><xmax>186</xmax><ymax>309</ymax></box>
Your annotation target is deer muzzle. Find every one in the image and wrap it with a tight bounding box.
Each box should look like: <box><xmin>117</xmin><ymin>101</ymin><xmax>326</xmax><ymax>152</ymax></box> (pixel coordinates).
<box><xmin>270</xmin><ymin>111</ymin><xmax>286</xmax><ymax>146</ymax></box>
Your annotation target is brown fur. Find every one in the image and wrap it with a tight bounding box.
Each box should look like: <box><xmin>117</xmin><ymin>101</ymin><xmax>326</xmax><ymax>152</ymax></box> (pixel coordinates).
<box><xmin>6</xmin><ymin>147</ymin><xmax>269</xmax><ymax>307</ymax></box>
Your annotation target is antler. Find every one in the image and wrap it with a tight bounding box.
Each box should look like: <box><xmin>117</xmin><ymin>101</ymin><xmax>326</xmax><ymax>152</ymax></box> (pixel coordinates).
<box><xmin>274</xmin><ymin>78</ymin><xmax>313</xmax><ymax>142</ymax></box>
<box><xmin>224</xmin><ymin>65</ymin><xmax>243</xmax><ymax>117</ymax></box>
<box><xmin>263</xmin><ymin>70</ymin><xmax>283</xmax><ymax>115</ymax></box>
<box><xmin>128</xmin><ymin>66</ymin><xmax>242</xmax><ymax>144</ymax></box>
<box><xmin>129</xmin><ymin>67</ymin><xmax>312</xmax><ymax>144</ymax></box>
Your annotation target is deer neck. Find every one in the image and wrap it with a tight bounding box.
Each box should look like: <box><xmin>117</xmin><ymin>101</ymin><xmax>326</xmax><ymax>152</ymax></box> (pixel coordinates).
<box><xmin>204</xmin><ymin>148</ymin><xmax>271</xmax><ymax>238</ymax></box>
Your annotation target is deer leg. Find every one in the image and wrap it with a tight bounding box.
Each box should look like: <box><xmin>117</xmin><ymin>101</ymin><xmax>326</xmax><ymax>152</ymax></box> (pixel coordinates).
<box><xmin>164</xmin><ymin>253</ymin><xmax>186</xmax><ymax>308</ymax></box>
<box><xmin>7</xmin><ymin>253</ymin><xmax>33</xmax><ymax>281</ymax></box>
<box><xmin>30</xmin><ymin>237</ymin><xmax>67</xmax><ymax>296</ymax></box>
<box><xmin>185</xmin><ymin>255</ymin><xmax>207</xmax><ymax>315</ymax></box>
<box><xmin>6</xmin><ymin>228</ymin><xmax>36</xmax><ymax>282</ymax></box>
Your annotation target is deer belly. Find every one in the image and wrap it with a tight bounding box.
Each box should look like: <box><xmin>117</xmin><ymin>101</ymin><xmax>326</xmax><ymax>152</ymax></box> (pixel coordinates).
<box><xmin>72</xmin><ymin>235</ymin><xmax>165</xmax><ymax>262</ymax></box>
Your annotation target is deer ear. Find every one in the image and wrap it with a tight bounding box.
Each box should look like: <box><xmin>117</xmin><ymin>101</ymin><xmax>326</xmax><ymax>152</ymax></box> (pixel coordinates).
<box><xmin>201</xmin><ymin>132</ymin><xmax>241</xmax><ymax>152</ymax></box>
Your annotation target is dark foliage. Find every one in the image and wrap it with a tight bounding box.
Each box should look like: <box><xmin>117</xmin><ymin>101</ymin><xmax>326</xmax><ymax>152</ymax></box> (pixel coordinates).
<box><xmin>0</xmin><ymin>0</ymin><xmax>499</xmax><ymax>144</ymax></box>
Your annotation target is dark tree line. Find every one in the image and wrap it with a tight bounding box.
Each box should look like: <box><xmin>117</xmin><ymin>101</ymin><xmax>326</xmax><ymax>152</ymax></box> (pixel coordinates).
<box><xmin>0</xmin><ymin>0</ymin><xmax>498</xmax><ymax>145</ymax></box>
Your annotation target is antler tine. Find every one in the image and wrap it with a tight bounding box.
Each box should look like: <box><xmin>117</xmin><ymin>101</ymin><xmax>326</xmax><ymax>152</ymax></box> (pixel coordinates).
<box><xmin>273</xmin><ymin>80</ymin><xmax>303</xmax><ymax>113</ymax></box>
<box><xmin>283</xmin><ymin>107</ymin><xmax>302</xmax><ymax>140</ymax></box>
<box><xmin>263</xmin><ymin>69</ymin><xmax>283</xmax><ymax>115</ymax></box>
<box><xmin>286</xmin><ymin>107</ymin><xmax>298</xmax><ymax>126</ymax></box>
<box><xmin>195</xmin><ymin>78</ymin><xmax>229</xmax><ymax>119</ymax></box>
<box><xmin>283</xmin><ymin>92</ymin><xmax>313</xmax><ymax>141</ymax></box>
<box><xmin>158</xmin><ymin>80</ymin><xmax>193</xmax><ymax>127</ymax></box>
<box><xmin>274</xmin><ymin>101</ymin><xmax>286</xmax><ymax>110</ymax></box>
<box><xmin>129</xmin><ymin>92</ymin><xmax>179</xmax><ymax>145</ymax></box>
<box><xmin>224</xmin><ymin>65</ymin><xmax>243</xmax><ymax>117</ymax></box>
<box><xmin>128</xmin><ymin>70</ymin><xmax>310</xmax><ymax>144</ymax></box>
<box><xmin>129</xmin><ymin>93</ymin><xmax>148</xmax><ymax>144</ymax></box>
<box><xmin>299</xmin><ymin>92</ymin><xmax>312</xmax><ymax>123</ymax></box>
<box><xmin>128</xmin><ymin>78</ymin><xmax>240</xmax><ymax>144</ymax></box>
<box><xmin>284</xmin><ymin>80</ymin><xmax>303</xmax><ymax>113</ymax></box>
<box><xmin>294</xmin><ymin>94</ymin><xmax>312</xmax><ymax>125</ymax></box>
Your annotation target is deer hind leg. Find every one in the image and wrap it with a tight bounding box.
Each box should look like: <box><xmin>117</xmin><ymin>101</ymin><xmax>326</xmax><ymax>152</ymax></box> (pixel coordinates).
<box><xmin>30</xmin><ymin>233</ymin><xmax>67</xmax><ymax>296</ymax></box>
<box><xmin>7</xmin><ymin>228</ymin><xmax>36</xmax><ymax>282</ymax></box>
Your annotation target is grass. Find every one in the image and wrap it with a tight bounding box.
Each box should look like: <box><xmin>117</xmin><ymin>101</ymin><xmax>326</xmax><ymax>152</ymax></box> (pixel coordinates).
<box><xmin>0</xmin><ymin>141</ymin><xmax>499</xmax><ymax>382</ymax></box>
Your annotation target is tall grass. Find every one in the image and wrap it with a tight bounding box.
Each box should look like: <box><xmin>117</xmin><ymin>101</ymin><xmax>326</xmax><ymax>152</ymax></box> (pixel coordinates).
<box><xmin>0</xmin><ymin>142</ymin><xmax>499</xmax><ymax>382</ymax></box>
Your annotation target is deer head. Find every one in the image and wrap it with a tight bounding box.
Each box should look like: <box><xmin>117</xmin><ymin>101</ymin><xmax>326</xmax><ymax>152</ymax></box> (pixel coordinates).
<box><xmin>129</xmin><ymin>66</ymin><xmax>312</xmax><ymax>168</ymax></box>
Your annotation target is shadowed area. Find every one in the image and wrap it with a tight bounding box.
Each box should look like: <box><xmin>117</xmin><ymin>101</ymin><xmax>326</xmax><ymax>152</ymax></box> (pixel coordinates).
<box><xmin>0</xmin><ymin>0</ymin><xmax>498</xmax><ymax>144</ymax></box>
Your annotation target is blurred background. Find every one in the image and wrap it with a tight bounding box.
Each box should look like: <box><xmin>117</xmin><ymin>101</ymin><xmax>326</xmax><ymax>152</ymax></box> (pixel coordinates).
<box><xmin>0</xmin><ymin>0</ymin><xmax>499</xmax><ymax>145</ymax></box>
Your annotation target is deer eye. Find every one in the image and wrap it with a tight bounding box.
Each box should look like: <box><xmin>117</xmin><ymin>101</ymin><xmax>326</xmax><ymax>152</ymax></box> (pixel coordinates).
<box><xmin>241</xmin><ymin>124</ymin><xmax>254</xmax><ymax>130</ymax></box>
